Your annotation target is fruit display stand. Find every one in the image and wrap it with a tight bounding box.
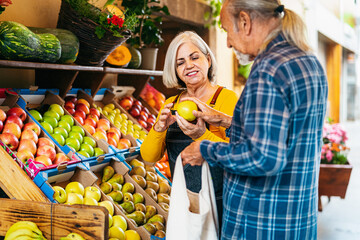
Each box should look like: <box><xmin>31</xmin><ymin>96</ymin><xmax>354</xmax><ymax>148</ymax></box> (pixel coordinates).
<box><xmin>0</xmin><ymin>198</ymin><xmax>108</xmax><ymax>239</ymax></box>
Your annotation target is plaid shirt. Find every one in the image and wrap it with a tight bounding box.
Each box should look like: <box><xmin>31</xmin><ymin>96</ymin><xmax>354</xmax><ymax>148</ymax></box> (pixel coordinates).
<box><xmin>200</xmin><ymin>33</ymin><xmax>328</xmax><ymax>240</ymax></box>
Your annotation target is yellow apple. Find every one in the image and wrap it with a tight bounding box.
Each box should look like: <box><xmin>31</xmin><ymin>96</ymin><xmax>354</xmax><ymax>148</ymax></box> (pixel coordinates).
<box><xmin>53</xmin><ymin>186</ymin><xmax>67</xmax><ymax>203</ymax></box>
<box><xmin>65</xmin><ymin>181</ymin><xmax>85</xmax><ymax>196</ymax></box>
<box><xmin>112</xmin><ymin>215</ymin><xmax>127</xmax><ymax>231</ymax></box>
<box><xmin>99</xmin><ymin>200</ymin><xmax>114</xmax><ymax>216</ymax></box>
<box><xmin>83</xmin><ymin>197</ymin><xmax>98</xmax><ymax>206</ymax></box>
<box><xmin>124</xmin><ymin>230</ymin><xmax>141</xmax><ymax>240</ymax></box>
<box><xmin>177</xmin><ymin>100</ymin><xmax>198</xmax><ymax>121</ymax></box>
<box><xmin>109</xmin><ymin>226</ymin><xmax>125</xmax><ymax>240</ymax></box>
<box><xmin>66</xmin><ymin>193</ymin><xmax>83</xmax><ymax>205</ymax></box>
<box><xmin>84</xmin><ymin>186</ymin><xmax>101</xmax><ymax>202</ymax></box>
<box><xmin>109</xmin><ymin>214</ymin><xmax>113</xmax><ymax>228</ymax></box>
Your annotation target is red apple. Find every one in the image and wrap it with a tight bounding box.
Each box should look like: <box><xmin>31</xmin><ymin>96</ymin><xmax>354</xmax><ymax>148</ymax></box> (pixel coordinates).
<box><xmin>3</xmin><ymin>122</ymin><xmax>21</xmax><ymax>139</ymax></box>
<box><xmin>64</xmin><ymin>96</ymin><xmax>77</xmax><ymax>104</ymax></box>
<box><xmin>0</xmin><ymin>133</ymin><xmax>19</xmax><ymax>151</ymax></box>
<box><xmin>53</xmin><ymin>152</ymin><xmax>70</xmax><ymax>165</ymax></box>
<box><xmin>20</xmin><ymin>129</ymin><xmax>39</xmax><ymax>144</ymax></box>
<box><xmin>0</xmin><ymin>120</ymin><xmax>3</xmax><ymax>132</ymax></box>
<box><xmin>136</xmin><ymin>114</ymin><xmax>147</xmax><ymax>122</ymax></box>
<box><xmin>65</xmin><ymin>106</ymin><xmax>75</xmax><ymax>115</ymax></box>
<box><xmin>6</xmin><ymin>107</ymin><xmax>27</xmax><ymax>122</ymax></box>
<box><xmin>148</xmin><ymin>114</ymin><xmax>156</xmax><ymax>121</ymax></box>
<box><xmin>93</xmin><ymin>130</ymin><xmax>107</xmax><ymax>142</ymax></box>
<box><xmin>117</xmin><ymin>142</ymin><xmax>128</xmax><ymax>149</ymax></box>
<box><xmin>129</xmin><ymin>107</ymin><xmax>140</xmax><ymax>118</ymax></box>
<box><xmin>65</xmin><ymin>101</ymin><xmax>75</xmax><ymax>109</ymax></box>
<box><xmin>83</xmin><ymin>124</ymin><xmax>95</xmax><ymax>135</ymax></box>
<box><xmin>34</xmin><ymin>155</ymin><xmax>52</xmax><ymax>167</ymax></box>
<box><xmin>108</xmin><ymin>127</ymin><xmax>121</xmax><ymax>138</ymax></box>
<box><xmin>147</xmin><ymin>117</ymin><xmax>156</xmax><ymax>125</ymax></box>
<box><xmin>138</xmin><ymin>120</ymin><xmax>148</xmax><ymax>129</ymax></box>
<box><xmin>75</xmin><ymin>103</ymin><xmax>90</xmax><ymax>115</ymax></box>
<box><xmin>118</xmin><ymin>138</ymin><xmax>131</xmax><ymax>148</ymax></box>
<box><xmin>74</xmin><ymin>109</ymin><xmax>86</xmax><ymax>120</ymax></box>
<box><xmin>133</xmin><ymin>100</ymin><xmax>142</xmax><ymax>108</ymax></box>
<box><xmin>86</xmin><ymin>114</ymin><xmax>99</xmax><ymax>123</ymax></box>
<box><xmin>98</xmin><ymin>118</ymin><xmax>110</xmax><ymax>126</ymax></box>
<box><xmin>5</xmin><ymin>115</ymin><xmax>24</xmax><ymax>129</ymax></box>
<box><xmin>119</xmin><ymin>98</ymin><xmax>133</xmax><ymax>111</ymax></box>
<box><xmin>95</xmin><ymin>127</ymin><xmax>106</xmax><ymax>135</ymax></box>
<box><xmin>18</xmin><ymin>139</ymin><xmax>37</xmax><ymax>155</ymax></box>
<box><xmin>141</xmin><ymin>107</ymin><xmax>150</xmax><ymax>115</ymax></box>
<box><xmin>73</xmin><ymin>116</ymin><xmax>84</xmax><ymax>125</ymax></box>
<box><xmin>16</xmin><ymin>150</ymin><xmax>34</xmax><ymax>164</ymax></box>
<box><xmin>107</xmin><ymin>137</ymin><xmax>117</xmax><ymax>147</ymax></box>
<box><xmin>77</xmin><ymin>99</ymin><xmax>90</xmax><ymax>108</ymax></box>
<box><xmin>145</xmin><ymin>125</ymin><xmax>152</xmax><ymax>132</ymax></box>
<box><xmin>84</xmin><ymin>118</ymin><xmax>96</xmax><ymax>128</ymax></box>
<box><xmin>38</xmin><ymin>137</ymin><xmax>55</xmax><ymax>148</ymax></box>
<box><xmin>107</xmin><ymin>131</ymin><xmax>120</xmax><ymax>143</ymax></box>
<box><xmin>89</xmin><ymin>108</ymin><xmax>100</xmax><ymax>118</ymax></box>
<box><xmin>23</xmin><ymin>122</ymin><xmax>41</xmax><ymax>136</ymax></box>
<box><xmin>0</xmin><ymin>109</ymin><xmax>6</xmax><ymax>122</ymax></box>
<box><xmin>37</xmin><ymin>145</ymin><xmax>56</xmax><ymax>161</ymax></box>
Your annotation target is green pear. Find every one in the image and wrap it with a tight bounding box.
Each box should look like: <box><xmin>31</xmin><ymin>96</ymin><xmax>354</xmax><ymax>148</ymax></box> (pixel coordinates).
<box><xmin>143</xmin><ymin>222</ymin><xmax>157</xmax><ymax>235</ymax></box>
<box><xmin>145</xmin><ymin>188</ymin><xmax>157</xmax><ymax>202</ymax></box>
<box><xmin>132</xmin><ymin>175</ymin><xmax>146</xmax><ymax>188</ymax></box>
<box><xmin>152</xmin><ymin>221</ymin><xmax>165</xmax><ymax>231</ymax></box>
<box><xmin>158</xmin><ymin>202</ymin><xmax>169</xmax><ymax>212</ymax></box>
<box><xmin>158</xmin><ymin>181</ymin><xmax>171</xmax><ymax>194</ymax></box>
<box><xmin>133</xmin><ymin>192</ymin><xmax>144</xmax><ymax>204</ymax></box>
<box><xmin>157</xmin><ymin>193</ymin><xmax>170</xmax><ymax>204</ymax></box>
<box><xmin>129</xmin><ymin>166</ymin><xmax>146</xmax><ymax>178</ymax></box>
<box><xmin>123</xmin><ymin>192</ymin><xmax>133</xmax><ymax>202</ymax></box>
<box><xmin>102</xmin><ymin>166</ymin><xmax>115</xmax><ymax>182</ymax></box>
<box><xmin>121</xmin><ymin>182</ymin><xmax>135</xmax><ymax>194</ymax></box>
<box><xmin>145</xmin><ymin>164</ymin><xmax>156</xmax><ymax>173</ymax></box>
<box><xmin>111</xmin><ymin>182</ymin><xmax>122</xmax><ymax>191</ymax></box>
<box><xmin>145</xmin><ymin>171</ymin><xmax>158</xmax><ymax>182</ymax></box>
<box><xmin>107</xmin><ymin>190</ymin><xmax>123</xmax><ymax>203</ymax></box>
<box><xmin>146</xmin><ymin>181</ymin><xmax>159</xmax><ymax>193</ymax></box>
<box><xmin>120</xmin><ymin>201</ymin><xmax>135</xmax><ymax>214</ymax></box>
<box><xmin>147</xmin><ymin>214</ymin><xmax>165</xmax><ymax>225</ymax></box>
<box><xmin>145</xmin><ymin>205</ymin><xmax>157</xmax><ymax>221</ymax></box>
<box><xmin>107</xmin><ymin>173</ymin><xmax>125</xmax><ymax>185</ymax></box>
<box><xmin>126</xmin><ymin>210</ymin><xmax>146</xmax><ymax>226</ymax></box>
<box><xmin>135</xmin><ymin>203</ymin><xmax>146</xmax><ymax>213</ymax></box>
<box><xmin>130</xmin><ymin>159</ymin><xmax>145</xmax><ymax>168</ymax></box>
<box><xmin>100</xmin><ymin>182</ymin><xmax>113</xmax><ymax>194</ymax></box>
<box><xmin>155</xmin><ymin>230</ymin><xmax>166</xmax><ymax>238</ymax></box>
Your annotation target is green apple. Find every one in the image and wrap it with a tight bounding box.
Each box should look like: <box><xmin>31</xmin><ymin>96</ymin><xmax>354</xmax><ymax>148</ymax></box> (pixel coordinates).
<box><xmin>71</xmin><ymin>125</ymin><xmax>85</xmax><ymax>137</ymax></box>
<box><xmin>58</xmin><ymin>120</ymin><xmax>71</xmax><ymax>133</ymax></box>
<box><xmin>65</xmin><ymin>138</ymin><xmax>81</xmax><ymax>151</ymax></box>
<box><xmin>83</xmin><ymin>197</ymin><xmax>98</xmax><ymax>206</ymax></box>
<box><xmin>60</xmin><ymin>115</ymin><xmax>74</xmax><ymax>126</ymax></box>
<box><xmin>53</xmin><ymin>186</ymin><xmax>67</xmax><ymax>203</ymax></box>
<box><xmin>53</xmin><ymin>127</ymin><xmax>68</xmax><ymax>139</ymax></box>
<box><xmin>99</xmin><ymin>200</ymin><xmax>114</xmax><ymax>216</ymax></box>
<box><xmin>44</xmin><ymin>110</ymin><xmax>60</xmax><ymax>121</ymax></box>
<box><xmin>112</xmin><ymin>215</ymin><xmax>127</xmax><ymax>231</ymax></box>
<box><xmin>177</xmin><ymin>100</ymin><xmax>198</xmax><ymax>121</ymax></box>
<box><xmin>80</xmin><ymin>143</ymin><xmax>94</xmax><ymax>157</ymax></box>
<box><xmin>77</xmin><ymin>150</ymin><xmax>90</xmax><ymax>158</ymax></box>
<box><xmin>29</xmin><ymin>109</ymin><xmax>42</xmax><ymax>122</ymax></box>
<box><xmin>65</xmin><ymin>192</ymin><xmax>83</xmax><ymax>205</ymax></box>
<box><xmin>65</xmin><ymin>181</ymin><xmax>85</xmax><ymax>196</ymax></box>
<box><xmin>83</xmin><ymin>136</ymin><xmax>96</xmax><ymax>148</ymax></box>
<box><xmin>94</xmin><ymin>147</ymin><xmax>105</xmax><ymax>157</ymax></box>
<box><xmin>84</xmin><ymin>186</ymin><xmax>101</xmax><ymax>202</ymax></box>
<box><xmin>41</xmin><ymin>121</ymin><xmax>54</xmax><ymax>134</ymax></box>
<box><xmin>49</xmin><ymin>104</ymin><xmax>65</xmax><ymax>117</ymax></box>
<box><xmin>51</xmin><ymin>133</ymin><xmax>66</xmax><ymax>146</ymax></box>
<box><xmin>43</xmin><ymin>116</ymin><xmax>58</xmax><ymax>129</ymax></box>
<box><xmin>68</xmin><ymin>131</ymin><xmax>84</xmax><ymax>144</ymax></box>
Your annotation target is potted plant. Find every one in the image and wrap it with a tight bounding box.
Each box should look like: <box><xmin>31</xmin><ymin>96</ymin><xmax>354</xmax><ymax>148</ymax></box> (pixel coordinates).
<box><xmin>318</xmin><ymin>120</ymin><xmax>352</xmax><ymax>211</ymax></box>
<box><xmin>121</xmin><ymin>0</ymin><xmax>170</xmax><ymax>70</ymax></box>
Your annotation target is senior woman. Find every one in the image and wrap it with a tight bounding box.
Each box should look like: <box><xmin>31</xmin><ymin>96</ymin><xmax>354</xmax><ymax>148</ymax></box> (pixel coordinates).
<box><xmin>140</xmin><ymin>31</ymin><xmax>238</xmax><ymax>225</ymax></box>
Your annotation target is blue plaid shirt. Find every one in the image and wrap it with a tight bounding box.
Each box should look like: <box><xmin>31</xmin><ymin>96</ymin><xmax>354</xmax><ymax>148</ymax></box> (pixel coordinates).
<box><xmin>200</xmin><ymin>33</ymin><xmax>328</xmax><ymax>240</ymax></box>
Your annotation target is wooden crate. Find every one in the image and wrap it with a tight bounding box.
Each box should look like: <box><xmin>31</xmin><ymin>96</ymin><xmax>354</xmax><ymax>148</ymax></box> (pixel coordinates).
<box><xmin>0</xmin><ymin>198</ymin><xmax>108</xmax><ymax>239</ymax></box>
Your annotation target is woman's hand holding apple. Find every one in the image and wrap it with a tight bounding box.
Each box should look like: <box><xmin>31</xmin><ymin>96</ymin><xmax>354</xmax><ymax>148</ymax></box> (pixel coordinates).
<box><xmin>175</xmin><ymin>111</ymin><xmax>206</xmax><ymax>139</ymax></box>
<box><xmin>153</xmin><ymin>103</ymin><xmax>176</xmax><ymax>132</ymax></box>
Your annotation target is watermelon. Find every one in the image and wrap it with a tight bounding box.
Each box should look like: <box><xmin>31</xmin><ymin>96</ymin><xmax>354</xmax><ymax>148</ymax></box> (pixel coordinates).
<box><xmin>0</xmin><ymin>21</ymin><xmax>61</xmax><ymax>63</ymax></box>
<box><xmin>127</xmin><ymin>46</ymin><xmax>142</xmax><ymax>69</ymax></box>
<box><xmin>29</xmin><ymin>27</ymin><xmax>79</xmax><ymax>64</ymax></box>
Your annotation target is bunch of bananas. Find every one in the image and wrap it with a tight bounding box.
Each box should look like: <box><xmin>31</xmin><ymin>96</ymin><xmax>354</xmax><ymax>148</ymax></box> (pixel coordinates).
<box><xmin>4</xmin><ymin>221</ymin><xmax>47</xmax><ymax>240</ymax></box>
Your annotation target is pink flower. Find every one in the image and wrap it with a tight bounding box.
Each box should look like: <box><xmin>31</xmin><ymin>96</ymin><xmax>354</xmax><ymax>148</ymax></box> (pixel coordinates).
<box><xmin>0</xmin><ymin>0</ymin><xmax>12</xmax><ymax>7</ymax></box>
<box><xmin>326</xmin><ymin>150</ymin><xmax>333</xmax><ymax>162</ymax></box>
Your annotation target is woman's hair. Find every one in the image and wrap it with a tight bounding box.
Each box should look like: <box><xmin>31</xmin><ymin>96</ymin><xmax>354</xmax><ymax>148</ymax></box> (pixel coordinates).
<box><xmin>225</xmin><ymin>0</ymin><xmax>311</xmax><ymax>52</ymax></box>
<box><xmin>163</xmin><ymin>31</ymin><xmax>217</xmax><ymax>89</ymax></box>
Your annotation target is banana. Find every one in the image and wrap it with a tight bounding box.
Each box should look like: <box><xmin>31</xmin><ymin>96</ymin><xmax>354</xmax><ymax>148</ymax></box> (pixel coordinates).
<box><xmin>5</xmin><ymin>221</ymin><xmax>44</xmax><ymax>238</ymax></box>
<box><xmin>4</xmin><ymin>227</ymin><xmax>44</xmax><ymax>240</ymax></box>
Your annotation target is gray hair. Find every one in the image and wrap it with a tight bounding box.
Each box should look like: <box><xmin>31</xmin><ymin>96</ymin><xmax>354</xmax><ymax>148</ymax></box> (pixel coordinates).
<box><xmin>163</xmin><ymin>31</ymin><xmax>217</xmax><ymax>89</ymax></box>
<box><xmin>225</xmin><ymin>0</ymin><xmax>311</xmax><ymax>52</ymax></box>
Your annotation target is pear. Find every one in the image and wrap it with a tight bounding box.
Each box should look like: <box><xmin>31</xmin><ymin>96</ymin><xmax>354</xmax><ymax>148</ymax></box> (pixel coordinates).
<box><xmin>133</xmin><ymin>192</ymin><xmax>144</xmax><ymax>204</ymax></box>
<box><xmin>107</xmin><ymin>173</ymin><xmax>124</xmax><ymax>185</ymax></box>
<box><xmin>145</xmin><ymin>164</ymin><xmax>156</xmax><ymax>173</ymax></box>
<box><xmin>146</xmin><ymin>181</ymin><xmax>159</xmax><ymax>193</ymax></box>
<box><xmin>100</xmin><ymin>182</ymin><xmax>113</xmax><ymax>194</ymax></box>
<box><xmin>157</xmin><ymin>174</ymin><xmax>168</xmax><ymax>184</ymax></box>
<box><xmin>130</xmin><ymin>159</ymin><xmax>145</xmax><ymax>168</ymax></box>
<box><xmin>132</xmin><ymin>175</ymin><xmax>146</xmax><ymax>189</ymax></box>
<box><xmin>129</xmin><ymin>166</ymin><xmax>146</xmax><ymax>178</ymax></box>
<box><xmin>120</xmin><ymin>201</ymin><xmax>135</xmax><ymax>214</ymax></box>
<box><xmin>152</xmin><ymin>221</ymin><xmax>165</xmax><ymax>231</ymax></box>
<box><xmin>158</xmin><ymin>181</ymin><xmax>171</xmax><ymax>194</ymax></box>
<box><xmin>123</xmin><ymin>192</ymin><xmax>133</xmax><ymax>202</ymax></box>
<box><xmin>126</xmin><ymin>210</ymin><xmax>146</xmax><ymax>226</ymax></box>
<box><xmin>102</xmin><ymin>166</ymin><xmax>115</xmax><ymax>182</ymax></box>
<box><xmin>145</xmin><ymin>188</ymin><xmax>157</xmax><ymax>202</ymax></box>
<box><xmin>111</xmin><ymin>182</ymin><xmax>122</xmax><ymax>191</ymax></box>
<box><xmin>145</xmin><ymin>205</ymin><xmax>157</xmax><ymax>221</ymax></box>
<box><xmin>147</xmin><ymin>214</ymin><xmax>165</xmax><ymax>225</ymax></box>
<box><xmin>157</xmin><ymin>193</ymin><xmax>170</xmax><ymax>204</ymax></box>
<box><xmin>155</xmin><ymin>230</ymin><xmax>166</xmax><ymax>238</ymax></box>
<box><xmin>158</xmin><ymin>202</ymin><xmax>169</xmax><ymax>212</ymax></box>
<box><xmin>145</xmin><ymin>171</ymin><xmax>158</xmax><ymax>182</ymax></box>
<box><xmin>143</xmin><ymin>222</ymin><xmax>157</xmax><ymax>235</ymax></box>
<box><xmin>107</xmin><ymin>190</ymin><xmax>123</xmax><ymax>203</ymax></box>
<box><xmin>135</xmin><ymin>203</ymin><xmax>146</xmax><ymax>213</ymax></box>
<box><xmin>122</xmin><ymin>182</ymin><xmax>135</xmax><ymax>194</ymax></box>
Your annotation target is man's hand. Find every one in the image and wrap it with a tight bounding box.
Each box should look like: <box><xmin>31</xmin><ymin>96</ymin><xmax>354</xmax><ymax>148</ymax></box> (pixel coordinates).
<box><xmin>181</xmin><ymin>141</ymin><xmax>204</xmax><ymax>166</ymax></box>
<box><xmin>175</xmin><ymin>112</ymin><xmax>206</xmax><ymax>139</ymax></box>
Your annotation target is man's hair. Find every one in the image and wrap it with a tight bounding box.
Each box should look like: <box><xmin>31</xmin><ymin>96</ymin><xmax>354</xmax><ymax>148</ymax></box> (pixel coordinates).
<box><xmin>225</xmin><ymin>0</ymin><xmax>311</xmax><ymax>52</ymax></box>
<box><xmin>163</xmin><ymin>31</ymin><xmax>217</xmax><ymax>89</ymax></box>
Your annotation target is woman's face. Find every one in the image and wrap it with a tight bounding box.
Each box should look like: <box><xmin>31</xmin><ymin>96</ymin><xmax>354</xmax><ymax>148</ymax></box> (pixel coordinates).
<box><xmin>175</xmin><ymin>42</ymin><xmax>211</xmax><ymax>88</ymax></box>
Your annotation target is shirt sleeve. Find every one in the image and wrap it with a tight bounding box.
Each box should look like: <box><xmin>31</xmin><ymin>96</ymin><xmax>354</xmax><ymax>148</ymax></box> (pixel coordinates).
<box><xmin>200</xmin><ymin>73</ymin><xmax>290</xmax><ymax>177</ymax></box>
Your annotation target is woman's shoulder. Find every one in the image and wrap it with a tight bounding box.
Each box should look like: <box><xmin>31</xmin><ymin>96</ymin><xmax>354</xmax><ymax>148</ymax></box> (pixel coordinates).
<box><xmin>218</xmin><ymin>86</ymin><xmax>238</xmax><ymax>100</ymax></box>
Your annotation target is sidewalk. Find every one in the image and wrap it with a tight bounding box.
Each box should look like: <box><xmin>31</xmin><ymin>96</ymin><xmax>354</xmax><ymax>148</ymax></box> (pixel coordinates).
<box><xmin>318</xmin><ymin>121</ymin><xmax>360</xmax><ymax>239</ymax></box>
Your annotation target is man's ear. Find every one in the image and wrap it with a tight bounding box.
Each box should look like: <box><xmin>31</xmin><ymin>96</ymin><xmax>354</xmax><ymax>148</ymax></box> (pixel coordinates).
<box><xmin>238</xmin><ymin>11</ymin><xmax>252</xmax><ymax>35</ymax></box>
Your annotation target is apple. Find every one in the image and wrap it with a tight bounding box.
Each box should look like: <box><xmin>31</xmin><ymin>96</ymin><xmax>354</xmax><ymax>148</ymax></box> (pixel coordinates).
<box><xmin>60</xmin><ymin>115</ymin><xmax>75</xmax><ymax>126</ymax></box>
<box><xmin>83</xmin><ymin>124</ymin><xmax>95</xmax><ymax>135</ymax></box>
<box><xmin>49</xmin><ymin>104</ymin><xmax>65</xmax><ymax>117</ymax></box>
<box><xmin>43</xmin><ymin>116</ymin><xmax>58</xmax><ymax>129</ymax></box>
<box><xmin>65</xmin><ymin>137</ymin><xmax>81</xmax><ymax>151</ymax></box>
<box><xmin>37</xmin><ymin>145</ymin><xmax>56</xmax><ymax>161</ymax></box>
<box><xmin>43</xmin><ymin>110</ymin><xmax>60</xmax><ymax>121</ymax></box>
<box><xmin>137</xmin><ymin>120</ymin><xmax>148</xmax><ymax>129</ymax></box>
<box><xmin>40</xmin><ymin>121</ymin><xmax>54</xmax><ymax>134</ymax></box>
<box><xmin>53</xmin><ymin>186</ymin><xmax>67</xmax><ymax>203</ymax></box>
<box><xmin>84</xmin><ymin>118</ymin><xmax>96</xmax><ymax>128</ymax></box>
<box><xmin>112</xmin><ymin>215</ymin><xmax>127</xmax><ymax>231</ymax></box>
<box><xmin>86</xmin><ymin>114</ymin><xmax>99</xmax><ymax>123</ymax></box>
<box><xmin>83</xmin><ymin>136</ymin><xmax>96</xmax><ymax>148</ymax></box>
<box><xmin>53</xmin><ymin>127</ymin><xmax>68</xmax><ymax>139</ymax></box>
<box><xmin>83</xmin><ymin>197</ymin><xmax>98</xmax><ymax>206</ymax></box>
<box><xmin>84</xmin><ymin>186</ymin><xmax>101</xmax><ymax>202</ymax></box>
<box><xmin>0</xmin><ymin>109</ymin><xmax>6</xmax><ymax>122</ymax></box>
<box><xmin>23</xmin><ymin>122</ymin><xmax>41</xmax><ymax>136</ymax></box>
<box><xmin>64</xmin><ymin>96</ymin><xmax>77</xmax><ymax>104</ymax></box>
<box><xmin>53</xmin><ymin>152</ymin><xmax>70</xmax><ymax>165</ymax></box>
<box><xmin>93</xmin><ymin>131</ymin><xmax>107</xmax><ymax>142</ymax></box>
<box><xmin>107</xmin><ymin>131</ymin><xmax>120</xmax><ymax>143</ymax></box>
<box><xmin>80</xmin><ymin>143</ymin><xmax>94</xmax><ymax>157</ymax></box>
<box><xmin>71</xmin><ymin>125</ymin><xmax>85</xmax><ymax>137</ymax></box>
<box><xmin>51</xmin><ymin>133</ymin><xmax>66</xmax><ymax>146</ymax></box>
<box><xmin>3</xmin><ymin>122</ymin><xmax>21</xmax><ymax>139</ymax></box>
<box><xmin>95</xmin><ymin>127</ymin><xmax>106</xmax><ymax>135</ymax></box>
<box><xmin>124</xmin><ymin>230</ymin><xmax>140</xmax><ymax>240</ymax></box>
<box><xmin>28</xmin><ymin>109</ymin><xmax>42</xmax><ymax>122</ymax></box>
<box><xmin>18</xmin><ymin>139</ymin><xmax>37</xmax><ymax>155</ymax></box>
<box><xmin>0</xmin><ymin>133</ymin><xmax>19</xmax><ymax>151</ymax></box>
<box><xmin>65</xmin><ymin>181</ymin><xmax>85</xmax><ymax>196</ymax></box>
<box><xmin>119</xmin><ymin>98</ymin><xmax>133</xmax><ymax>111</ymax></box>
<box><xmin>64</xmin><ymin>106</ymin><xmax>75</xmax><ymax>115</ymax></box>
<box><xmin>77</xmin><ymin>150</ymin><xmax>90</xmax><ymax>158</ymax></box>
<box><xmin>68</xmin><ymin>131</ymin><xmax>84</xmax><ymax>143</ymax></box>
<box><xmin>73</xmin><ymin>115</ymin><xmax>84</xmax><ymax>125</ymax></box>
<box><xmin>75</xmin><ymin>103</ymin><xmax>90</xmax><ymax>115</ymax></box>
<box><xmin>89</xmin><ymin>108</ymin><xmax>100</xmax><ymax>118</ymax></box>
<box><xmin>38</xmin><ymin>137</ymin><xmax>55</xmax><ymax>148</ymax></box>
<box><xmin>129</xmin><ymin>107</ymin><xmax>140</xmax><ymax>118</ymax></box>
<box><xmin>94</xmin><ymin>147</ymin><xmax>105</xmax><ymax>156</ymax></box>
<box><xmin>7</xmin><ymin>107</ymin><xmax>27</xmax><ymax>122</ymax></box>
<box><xmin>109</xmin><ymin>226</ymin><xmax>125</xmax><ymax>240</ymax></box>
<box><xmin>136</xmin><ymin>114</ymin><xmax>147</xmax><ymax>122</ymax></box>
<box><xmin>147</xmin><ymin>117</ymin><xmax>156</xmax><ymax>125</ymax></box>
<box><xmin>77</xmin><ymin>99</ymin><xmax>90</xmax><ymax>108</ymax></box>
<box><xmin>108</xmin><ymin>127</ymin><xmax>121</xmax><ymax>138</ymax></box>
<box><xmin>20</xmin><ymin>129</ymin><xmax>38</xmax><ymax>144</ymax></box>
<box><xmin>107</xmin><ymin>137</ymin><xmax>117</xmax><ymax>147</ymax></box>
<box><xmin>117</xmin><ymin>142</ymin><xmax>128</xmax><ymax>150</ymax></box>
<box><xmin>177</xmin><ymin>100</ymin><xmax>198</xmax><ymax>121</ymax></box>
<box><xmin>65</xmin><ymin>192</ymin><xmax>83</xmax><ymax>205</ymax></box>
<box><xmin>58</xmin><ymin>120</ymin><xmax>71</xmax><ymax>133</ymax></box>
<box><xmin>98</xmin><ymin>200</ymin><xmax>114</xmax><ymax>216</ymax></box>
<box><xmin>139</xmin><ymin>110</ymin><xmax>149</xmax><ymax>120</ymax></box>
<box><xmin>73</xmin><ymin>109</ymin><xmax>86</xmax><ymax>120</ymax></box>
<box><xmin>65</xmin><ymin>101</ymin><xmax>75</xmax><ymax>110</ymax></box>
<box><xmin>141</xmin><ymin>107</ymin><xmax>150</xmax><ymax>115</ymax></box>
<box><xmin>5</xmin><ymin>115</ymin><xmax>23</xmax><ymax>129</ymax></box>
<box><xmin>97</xmin><ymin>119</ymin><xmax>110</xmax><ymax>131</ymax></box>
<box><xmin>0</xmin><ymin>120</ymin><xmax>3</xmax><ymax>132</ymax></box>
<box><xmin>34</xmin><ymin>155</ymin><xmax>52</xmax><ymax>166</ymax></box>
<box><xmin>16</xmin><ymin>150</ymin><xmax>34</xmax><ymax>164</ymax></box>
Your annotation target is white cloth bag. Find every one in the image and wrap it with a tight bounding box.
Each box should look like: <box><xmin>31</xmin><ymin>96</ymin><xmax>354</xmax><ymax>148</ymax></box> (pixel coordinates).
<box><xmin>166</xmin><ymin>155</ymin><xmax>219</xmax><ymax>240</ymax></box>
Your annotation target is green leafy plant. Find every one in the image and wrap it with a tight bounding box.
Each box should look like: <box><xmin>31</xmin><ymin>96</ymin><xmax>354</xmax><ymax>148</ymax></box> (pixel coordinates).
<box><xmin>122</xmin><ymin>0</ymin><xmax>170</xmax><ymax>48</ymax></box>
<box><xmin>204</xmin><ymin>0</ymin><xmax>222</xmax><ymax>29</ymax></box>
